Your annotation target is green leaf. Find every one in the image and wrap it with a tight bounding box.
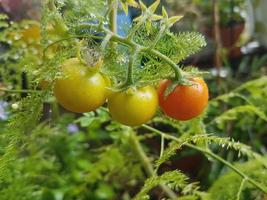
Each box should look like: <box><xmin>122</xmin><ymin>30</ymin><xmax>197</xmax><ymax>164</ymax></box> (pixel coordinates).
<box><xmin>150</xmin><ymin>14</ymin><xmax>163</xmax><ymax>21</ymax></box>
<box><xmin>168</xmin><ymin>15</ymin><xmax>183</xmax><ymax>26</ymax></box>
<box><xmin>212</xmin><ymin>105</ymin><xmax>267</xmax><ymax>127</ymax></box>
<box><xmin>134</xmin><ymin>171</ymin><xmax>189</xmax><ymax>200</ymax></box>
<box><xmin>162</xmin><ymin>6</ymin><xmax>168</xmax><ymax>18</ymax></box>
<box><xmin>148</xmin><ymin>0</ymin><xmax>160</xmax><ymax>13</ymax></box>
<box><xmin>139</xmin><ymin>0</ymin><xmax>147</xmax><ymax>11</ymax></box>
<box><xmin>163</xmin><ymin>81</ymin><xmax>177</xmax><ymax>98</ymax></box>
<box><xmin>120</xmin><ymin>0</ymin><xmax>139</xmax><ymax>15</ymax></box>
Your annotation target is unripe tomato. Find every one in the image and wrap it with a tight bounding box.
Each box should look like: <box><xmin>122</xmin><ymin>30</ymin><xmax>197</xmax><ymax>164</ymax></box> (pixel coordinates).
<box><xmin>108</xmin><ymin>86</ymin><xmax>158</xmax><ymax>126</ymax></box>
<box><xmin>54</xmin><ymin>58</ymin><xmax>108</xmax><ymax>113</ymax></box>
<box><xmin>158</xmin><ymin>78</ymin><xmax>209</xmax><ymax>121</ymax></box>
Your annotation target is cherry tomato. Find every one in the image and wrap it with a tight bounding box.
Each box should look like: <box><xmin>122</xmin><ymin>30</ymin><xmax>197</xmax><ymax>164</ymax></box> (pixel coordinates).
<box><xmin>108</xmin><ymin>86</ymin><xmax>158</xmax><ymax>126</ymax></box>
<box><xmin>54</xmin><ymin>58</ymin><xmax>108</xmax><ymax>113</ymax></box>
<box><xmin>158</xmin><ymin>78</ymin><xmax>209</xmax><ymax>121</ymax></box>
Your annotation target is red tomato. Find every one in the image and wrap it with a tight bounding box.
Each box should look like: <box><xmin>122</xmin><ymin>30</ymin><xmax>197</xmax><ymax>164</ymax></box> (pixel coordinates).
<box><xmin>158</xmin><ymin>78</ymin><xmax>209</xmax><ymax>121</ymax></box>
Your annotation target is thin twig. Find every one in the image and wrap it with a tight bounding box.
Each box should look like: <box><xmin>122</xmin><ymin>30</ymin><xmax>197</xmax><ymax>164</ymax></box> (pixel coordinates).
<box><xmin>129</xmin><ymin>132</ymin><xmax>178</xmax><ymax>199</ymax></box>
<box><xmin>141</xmin><ymin>124</ymin><xmax>267</xmax><ymax>194</ymax></box>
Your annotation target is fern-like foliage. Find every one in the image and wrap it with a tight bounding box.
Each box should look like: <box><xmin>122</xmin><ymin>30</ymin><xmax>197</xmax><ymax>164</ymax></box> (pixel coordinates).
<box><xmin>155</xmin><ymin>134</ymin><xmax>265</xmax><ymax>169</ymax></box>
<box><xmin>0</xmin><ymin>94</ymin><xmax>43</xmax><ymax>183</ymax></box>
<box><xmin>208</xmin><ymin>160</ymin><xmax>267</xmax><ymax>200</ymax></box>
<box><xmin>134</xmin><ymin>171</ymin><xmax>192</xmax><ymax>200</ymax></box>
<box><xmin>210</xmin><ymin>105</ymin><xmax>267</xmax><ymax>128</ymax></box>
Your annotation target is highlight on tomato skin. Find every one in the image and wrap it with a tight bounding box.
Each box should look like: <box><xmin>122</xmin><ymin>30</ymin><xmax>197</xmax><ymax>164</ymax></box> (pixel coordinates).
<box><xmin>157</xmin><ymin>77</ymin><xmax>209</xmax><ymax>121</ymax></box>
<box><xmin>107</xmin><ymin>86</ymin><xmax>158</xmax><ymax>126</ymax></box>
<box><xmin>53</xmin><ymin>58</ymin><xmax>109</xmax><ymax>113</ymax></box>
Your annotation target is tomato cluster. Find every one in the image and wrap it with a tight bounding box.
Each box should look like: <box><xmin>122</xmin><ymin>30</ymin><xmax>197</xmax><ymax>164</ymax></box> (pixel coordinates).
<box><xmin>53</xmin><ymin>58</ymin><xmax>209</xmax><ymax>126</ymax></box>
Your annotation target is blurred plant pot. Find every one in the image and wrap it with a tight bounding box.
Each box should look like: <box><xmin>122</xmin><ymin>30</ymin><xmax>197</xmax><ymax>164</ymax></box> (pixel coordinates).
<box><xmin>203</xmin><ymin>22</ymin><xmax>245</xmax><ymax>58</ymax></box>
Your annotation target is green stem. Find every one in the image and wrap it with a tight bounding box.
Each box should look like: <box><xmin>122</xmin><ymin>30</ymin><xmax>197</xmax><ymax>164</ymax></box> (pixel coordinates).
<box><xmin>141</xmin><ymin>124</ymin><xmax>267</xmax><ymax>194</ymax></box>
<box><xmin>108</xmin><ymin>0</ymin><xmax>118</xmax><ymax>34</ymax></box>
<box><xmin>146</xmin><ymin>48</ymin><xmax>183</xmax><ymax>81</ymax></box>
<box><xmin>102</xmin><ymin>27</ymin><xmax>183</xmax><ymax>81</ymax></box>
<box><xmin>126</xmin><ymin>48</ymin><xmax>140</xmax><ymax>85</ymax></box>
<box><xmin>108</xmin><ymin>0</ymin><xmax>118</xmax><ymax>51</ymax></box>
<box><xmin>149</xmin><ymin>26</ymin><xmax>166</xmax><ymax>49</ymax></box>
<box><xmin>101</xmin><ymin>33</ymin><xmax>113</xmax><ymax>51</ymax></box>
<box><xmin>236</xmin><ymin>178</ymin><xmax>247</xmax><ymax>200</ymax></box>
<box><xmin>43</xmin><ymin>35</ymin><xmax>103</xmax><ymax>59</ymax></box>
<box><xmin>76</xmin><ymin>40</ymin><xmax>87</xmax><ymax>65</ymax></box>
<box><xmin>0</xmin><ymin>88</ymin><xmax>40</xmax><ymax>93</ymax></box>
<box><xmin>129</xmin><ymin>132</ymin><xmax>178</xmax><ymax>199</ymax></box>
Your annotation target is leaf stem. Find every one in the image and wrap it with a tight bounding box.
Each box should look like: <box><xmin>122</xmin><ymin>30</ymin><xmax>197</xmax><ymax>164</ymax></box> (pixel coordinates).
<box><xmin>146</xmin><ymin>48</ymin><xmax>183</xmax><ymax>81</ymax></box>
<box><xmin>129</xmin><ymin>131</ymin><xmax>178</xmax><ymax>199</ymax></box>
<box><xmin>0</xmin><ymin>88</ymin><xmax>40</xmax><ymax>94</ymax></box>
<box><xmin>126</xmin><ymin>47</ymin><xmax>140</xmax><ymax>85</ymax></box>
<box><xmin>236</xmin><ymin>178</ymin><xmax>247</xmax><ymax>200</ymax></box>
<box><xmin>141</xmin><ymin>124</ymin><xmax>267</xmax><ymax>194</ymax></box>
<box><xmin>108</xmin><ymin>0</ymin><xmax>118</xmax><ymax>34</ymax></box>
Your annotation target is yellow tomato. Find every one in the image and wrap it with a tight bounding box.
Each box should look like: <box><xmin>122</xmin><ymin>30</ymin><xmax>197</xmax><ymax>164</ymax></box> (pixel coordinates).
<box><xmin>108</xmin><ymin>86</ymin><xmax>158</xmax><ymax>126</ymax></box>
<box><xmin>54</xmin><ymin>58</ymin><xmax>108</xmax><ymax>113</ymax></box>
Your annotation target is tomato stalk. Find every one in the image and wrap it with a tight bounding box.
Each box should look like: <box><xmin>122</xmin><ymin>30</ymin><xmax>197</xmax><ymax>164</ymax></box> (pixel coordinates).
<box><xmin>108</xmin><ymin>0</ymin><xmax>118</xmax><ymax>51</ymax></box>
<box><xmin>108</xmin><ymin>0</ymin><xmax>118</xmax><ymax>34</ymax></box>
<box><xmin>125</xmin><ymin>47</ymin><xmax>140</xmax><ymax>85</ymax></box>
<box><xmin>43</xmin><ymin>35</ymin><xmax>103</xmax><ymax>59</ymax></box>
<box><xmin>141</xmin><ymin>124</ymin><xmax>267</xmax><ymax>194</ymax></box>
<box><xmin>101</xmin><ymin>27</ymin><xmax>184</xmax><ymax>83</ymax></box>
<box><xmin>76</xmin><ymin>40</ymin><xmax>87</xmax><ymax>65</ymax></box>
<box><xmin>146</xmin><ymin>48</ymin><xmax>183</xmax><ymax>82</ymax></box>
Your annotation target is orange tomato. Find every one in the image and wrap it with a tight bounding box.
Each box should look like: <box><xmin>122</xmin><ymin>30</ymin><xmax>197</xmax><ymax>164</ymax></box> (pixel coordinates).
<box><xmin>158</xmin><ymin>77</ymin><xmax>209</xmax><ymax>121</ymax></box>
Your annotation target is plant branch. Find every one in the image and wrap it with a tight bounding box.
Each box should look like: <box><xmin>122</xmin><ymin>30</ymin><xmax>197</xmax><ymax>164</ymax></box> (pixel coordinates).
<box><xmin>236</xmin><ymin>178</ymin><xmax>247</xmax><ymax>200</ymax></box>
<box><xmin>101</xmin><ymin>27</ymin><xmax>184</xmax><ymax>81</ymax></box>
<box><xmin>126</xmin><ymin>47</ymin><xmax>140</xmax><ymax>85</ymax></box>
<box><xmin>141</xmin><ymin>124</ymin><xmax>267</xmax><ymax>194</ymax></box>
<box><xmin>129</xmin><ymin>132</ymin><xmax>178</xmax><ymax>199</ymax></box>
<box><xmin>0</xmin><ymin>88</ymin><xmax>41</xmax><ymax>94</ymax></box>
<box><xmin>108</xmin><ymin>0</ymin><xmax>118</xmax><ymax>34</ymax></box>
<box><xmin>42</xmin><ymin>35</ymin><xmax>104</xmax><ymax>59</ymax></box>
<box><xmin>146</xmin><ymin>48</ymin><xmax>183</xmax><ymax>81</ymax></box>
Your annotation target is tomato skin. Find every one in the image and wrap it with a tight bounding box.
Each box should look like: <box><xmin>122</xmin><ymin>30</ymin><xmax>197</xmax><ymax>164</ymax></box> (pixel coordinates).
<box><xmin>108</xmin><ymin>86</ymin><xmax>158</xmax><ymax>126</ymax></box>
<box><xmin>158</xmin><ymin>78</ymin><xmax>209</xmax><ymax>121</ymax></box>
<box><xmin>54</xmin><ymin>58</ymin><xmax>108</xmax><ymax>113</ymax></box>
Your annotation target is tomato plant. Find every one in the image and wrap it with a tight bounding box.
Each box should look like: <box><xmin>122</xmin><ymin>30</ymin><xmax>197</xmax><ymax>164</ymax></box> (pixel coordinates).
<box><xmin>0</xmin><ymin>0</ymin><xmax>267</xmax><ymax>200</ymax></box>
<box><xmin>54</xmin><ymin>58</ymin><xmax>109</xmax><ymax>113</ymax></box>
<box><xmin>108</xmin><ymin>86</ymin><xmax>158</xmax><ymax>126</ymax></box>
<box><xmin>158</xmin><ymin>78</ymin><xmax>209</xmax><ymax>120</ymax></box>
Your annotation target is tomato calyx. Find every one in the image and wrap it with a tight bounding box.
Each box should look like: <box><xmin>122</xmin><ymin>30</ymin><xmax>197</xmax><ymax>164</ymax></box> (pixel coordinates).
<box><xmin>163</xmin><ymin>77</ymin><xmax>193</xmax><ymax>98</ymax></box>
